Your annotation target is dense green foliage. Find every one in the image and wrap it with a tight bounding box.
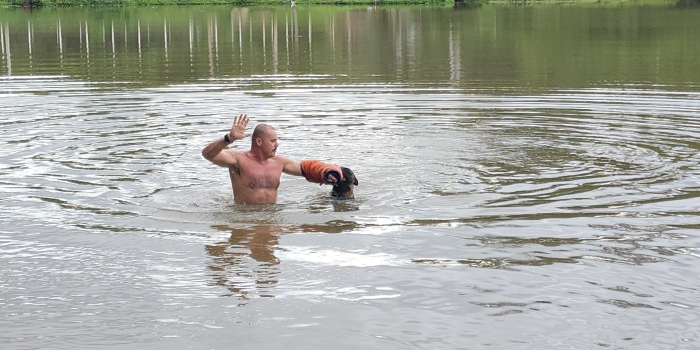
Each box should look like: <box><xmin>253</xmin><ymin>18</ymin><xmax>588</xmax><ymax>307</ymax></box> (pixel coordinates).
<box><xmin>2</xmin><ymin>0</ymin><xmax>684</xmax><ymax>7</ymax></box>
<box><xmin>0</xmin><ymin>0</ymin><xmax>681</xmax><ymax>7</ymax></box>
<box><xmin>1</xmin><ymin>0</ymin><xmax>459</xmax><ymax>6</ymax></box>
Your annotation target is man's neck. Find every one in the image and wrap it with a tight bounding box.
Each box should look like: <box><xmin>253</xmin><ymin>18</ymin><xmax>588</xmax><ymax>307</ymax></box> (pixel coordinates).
<box><xmin>246</xmin><ymin>149</ymin><xmax>269</xmax><ymax>162</ymax></box>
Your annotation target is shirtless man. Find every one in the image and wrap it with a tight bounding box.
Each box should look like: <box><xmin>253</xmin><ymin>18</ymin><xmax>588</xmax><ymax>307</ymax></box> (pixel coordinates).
<box><xmin>201</xmin><ymin>114</ymin><xmax>339</xmax><ymax>204</ymax></box>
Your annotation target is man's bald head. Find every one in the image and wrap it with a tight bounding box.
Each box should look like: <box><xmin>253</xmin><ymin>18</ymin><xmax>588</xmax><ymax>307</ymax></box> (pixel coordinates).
<box><xmin>251</xmin><ymin>124</ymin><xmax>278</xmax><ymax>151</ymax></box>
<box><xmin>252</xmin><ymin>124</ymin><xmax>275</xmax><ymax>141</ymax></box>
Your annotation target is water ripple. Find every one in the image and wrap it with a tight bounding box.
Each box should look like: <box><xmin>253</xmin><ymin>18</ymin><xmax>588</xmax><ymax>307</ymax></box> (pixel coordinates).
<box><xmin>2</xmin><ymin>76</ymin><xmax>700</xmax><ymax>349</ymax></box>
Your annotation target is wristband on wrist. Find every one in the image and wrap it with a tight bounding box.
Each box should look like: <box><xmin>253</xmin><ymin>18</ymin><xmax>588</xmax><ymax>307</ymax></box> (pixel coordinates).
<box><xmin>224</xmin><ymin>133</ymin><xmax>232</xmax><ymax>143</ymax></box>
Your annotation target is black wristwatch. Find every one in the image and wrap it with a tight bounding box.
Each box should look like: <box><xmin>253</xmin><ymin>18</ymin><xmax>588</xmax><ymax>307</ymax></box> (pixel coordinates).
<box><xmin>224</xmin><ymin>133</ymin><xmax>232</xmax><ymax>143</ymax></box>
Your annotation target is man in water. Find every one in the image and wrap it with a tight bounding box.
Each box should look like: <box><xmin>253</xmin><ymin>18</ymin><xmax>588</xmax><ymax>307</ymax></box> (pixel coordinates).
<box><xmin>201</xmin><ymin>114</ymin><xmax>340</xmax><ymax>204</ymax></box>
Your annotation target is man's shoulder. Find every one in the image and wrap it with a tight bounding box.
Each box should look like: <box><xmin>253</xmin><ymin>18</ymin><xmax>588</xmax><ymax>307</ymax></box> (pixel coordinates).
<box><xmin>227</xmin><ymin>149</ymin><xmax>247</xmax><ymax>157</ymax></box>
<box><xmin>272</xmin><ymin>155</ymin><xmax>295</xmax><ymax>164</ymax></box>
<box><xmin>222</xmin><ymin>149</ymin><xmax>245</xmax><ymax>166</ymax></box>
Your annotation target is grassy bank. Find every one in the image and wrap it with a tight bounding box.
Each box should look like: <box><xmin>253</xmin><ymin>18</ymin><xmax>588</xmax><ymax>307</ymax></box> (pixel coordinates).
<box><xmin>0</xmin><ymin>0</ymin><xmax>687</xmax><ymax>6</ymax></box>
<box><xmin>1</xmin><ymin>0</ymin><xmax>461</xmax><ymax>5</ymax></box>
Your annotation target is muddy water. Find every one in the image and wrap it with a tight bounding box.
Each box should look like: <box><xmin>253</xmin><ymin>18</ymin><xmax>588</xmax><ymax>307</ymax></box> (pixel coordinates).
<box><xmin>1</xmin><ymin>4</ymin><xmax>699</xmax><ymax>350</ymax></box>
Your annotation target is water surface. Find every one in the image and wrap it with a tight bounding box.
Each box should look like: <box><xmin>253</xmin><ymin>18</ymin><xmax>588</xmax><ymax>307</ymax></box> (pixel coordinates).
<box><xmin>1</xmin><ymin>4</ymin><xmax>700</xmax><ymax>350</ymax></box>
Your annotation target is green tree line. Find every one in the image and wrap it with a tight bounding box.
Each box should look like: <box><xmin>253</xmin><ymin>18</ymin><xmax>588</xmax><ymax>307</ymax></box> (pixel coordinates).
<box><xmin>1</xmin><ymin>0</ymin><xmax>468</xmax><ymax>6</ymax></box>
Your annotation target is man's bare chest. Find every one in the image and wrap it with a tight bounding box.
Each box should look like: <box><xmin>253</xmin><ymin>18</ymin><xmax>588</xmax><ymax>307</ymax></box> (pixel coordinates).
<box><xmin>230</xmin><ymin>159</ymin><xmax>282</xmax><ymax>190</ymax></box>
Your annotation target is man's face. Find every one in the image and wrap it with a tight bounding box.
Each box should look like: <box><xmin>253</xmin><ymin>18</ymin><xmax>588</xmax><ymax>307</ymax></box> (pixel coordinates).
<box><xmin>260</xmin><ymin>130</ymin><xmax>278</xmax><ymax>157</ymax></box>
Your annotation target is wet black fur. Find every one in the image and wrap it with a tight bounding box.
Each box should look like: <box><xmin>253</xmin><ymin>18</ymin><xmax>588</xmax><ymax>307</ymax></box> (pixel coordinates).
<box><xmin>331</xmin><ymin>167</ymin><xmax>358</xmax><ymax>199</ymax></box>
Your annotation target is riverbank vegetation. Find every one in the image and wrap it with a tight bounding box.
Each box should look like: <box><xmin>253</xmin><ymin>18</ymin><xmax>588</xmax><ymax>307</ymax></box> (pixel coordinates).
<box><xmin>0</xmin><ymin>0</ymin><xmax>687</xmax><ymax>6</ymax></box>
<box><xmin>0</xmin><ymin>0</ymin><xmax>475</xmax><ymax>5</ymax></box>
<box><xmin>3</xmin><ymin>0</ymin><xmax>459</xmax><ymax>6</ymax></box>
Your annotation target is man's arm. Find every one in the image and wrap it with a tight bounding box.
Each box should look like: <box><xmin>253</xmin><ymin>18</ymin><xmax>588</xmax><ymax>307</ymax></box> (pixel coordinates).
<box><xmin>202</xmin><ymin>139</ymin><xmax>238</xmax><ymax>167</ymax></box>
<box><xmin>284</xmin><ymin>159</ymin><xmax>342</xmax><ymax>183</ymax></box>
<box><xmin>201</xmin><ymin>114</ymin><xmax>249</xmax><ymax>167</ymax></box>
<box><xmin>281</xmin><ymin>157</ymin><xmax>303</xmax><ymax>176</ymax></box>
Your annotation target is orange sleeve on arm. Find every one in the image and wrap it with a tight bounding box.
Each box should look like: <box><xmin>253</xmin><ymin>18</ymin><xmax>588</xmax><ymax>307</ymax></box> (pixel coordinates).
<box><xmin>300</xmin><ymin>160</ymin><xmax>343</xmax><ymax>184</ymax></box>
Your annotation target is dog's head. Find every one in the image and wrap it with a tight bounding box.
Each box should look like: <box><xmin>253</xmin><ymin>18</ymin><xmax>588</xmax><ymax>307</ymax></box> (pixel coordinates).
<box><xmin>331</xmin><ymin>167</ymin><xmax>358</xmax><ymax>199</ymax></box>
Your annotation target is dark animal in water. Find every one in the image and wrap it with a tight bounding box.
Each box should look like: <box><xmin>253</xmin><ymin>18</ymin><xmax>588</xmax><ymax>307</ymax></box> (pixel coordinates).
<box><xmin>331</xmin><ymin>167</ymin><xmax>358</xmax><ymax>199</ymax></box>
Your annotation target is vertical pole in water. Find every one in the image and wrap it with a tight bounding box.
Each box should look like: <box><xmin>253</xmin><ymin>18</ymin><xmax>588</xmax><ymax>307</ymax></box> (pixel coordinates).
<box><xmin>262</xmin><ymin>13</ymin><xmax>267</xmax><ymax>67</ymax></box>
<box><xmin>407</xmin><ymin>14</ymin><xmax>415</xmax><ymax>75</ymax></box>
<box><xmin>111</xmin><ymin>21</ymin><xmax>115</xmax><ymax>55</ymax></box>
<box><xmin>0</xmin><ymin>22</ymin><xmax>5</xmax><ymax>56</ymax></box>
<box><xmin>138</xmin><ymin>20</ymin><xmax>142</xmax><ymax>61</ymax></box>
<box><xmin>292</xmin><ymin>6</ymin><xmax>298</xmax><ymax>48</ymax></box>
<box><xmin>58</xmin><ymin>19</ymin><xmax>63</xmax><ymax>70</ymax></box>
<box><xmin>273</xmin><ymin>15</ymin><xmax>278</xmax><ymax>74</ymax></box>
<box><xmin>124</xmin><ymin>22</ymin><xmax>129</xmax><ymax>70</ymax></box>
<box><xmin>1</xmin><ymin>21</ymin><xmax>5</xmax><ymax>58</ymax></box>
<box><xmin>0</xmin><ymin>21</ymin><xmax>4</xmax><ymax>75</ymax></box>
<box><xmin>238</xmin><ymin>16</ymin><xmax>242</xmax><ymax>72</ymax></box>
<box><xmin>138</xmin><ymin>19</ymin><xmax>142</xmax><ymax>76</ymax></box>
<box><xmin>208</xmin><ymin>16</ymin><xmax>213</xmax><ymax>77</ymax></box>
<box><xmin>111</xmin><ymin>21</ymin><xmax>115</xmax><ymax>70</ymax></box>
<box><xmin>448</xmin><ymin>20</ymin><xmax>460</xmax><ymax>84</ymax></box>
<box><xmin>234</xmin><ymin>10</ymin><xmax>236</xmax><ymax>56</ymax></box>
<box><xmin>124</xmin><ymin>22</ymin><xmax>127</xmax><ymax>50</ymax></box>
<box><xmin>85</xmin><ymin>21</ymin><xmax>90</xmax><ymax>68</ymax></box>
<box><xmin>331</xmin><ymin>15</ymin><xmax>335</xmax><ymax>63</ymax></box>
<box><xmin>292</xmin><ymin>6</ymin><xmax>298</xmax><ymax>55</ymax></box>
<box><xmin>57</xmin><ymin>19</ymin><xmax>63</xmax><ymax>54</ymax></box>
<box><xmin>346</xmin><ymin>12</ymin><xmax>352</xmax><ymax>72</ymax></box>
<box><xmin>164</xmin><ymin>19</ymin><xmax>168</xmax><ymax>60</ymax></box>
<box><xmin>30</xmin><ymin>21</ymin><xmax>34</xmax><ymax>66</ymax></box>
<box><xmin>292</xmin><ymin>6</ymin><xmax>299</xmax><ymax>44</ymax></box>
<box><xmin>308</xmin><ymin>12</ymin><xmax>312</xmax><ymax>68</ymax></box>
<box><xmin>214</xmin><ymin>17</ymin><xmax>219</xmax><ymax>61</ymax></box>
<box><xmin>249</xmin><ymin>19</ymin><xmax>253</xmax><ymax>66</ymax></box>
<box><xmin>189</xmin><ymin>16</ymin><xmax>193</xmax><ymax>64</ymax></box>
<box><xmin>4</xmin><ymin>22</ymin><xmax>11</xmax><ymax>75</ymax></box>
<box><xmin>27</xmin><ymin>21</ymin><xmax>32</xmax><ymax>58</ymax></box>
<box><xmin>395</xmin><ymin>10</ymin><xmax>402</xmax><ymax>79</ymax></box>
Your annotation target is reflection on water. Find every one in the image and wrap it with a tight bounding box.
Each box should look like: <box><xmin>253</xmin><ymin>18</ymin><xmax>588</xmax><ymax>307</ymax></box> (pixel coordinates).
<box><xmin>206</xmin><ymin>225</ymin><xmax>282</xmax><ymax>300</ymax></box>
<box><xmin>205</xmin><ymin>220</ymin><xmax>365</xmax><ymax>301</ymax></box>
<box><xmin>1</xmin><ymin>4</ymin><xmax>700</xmax><ymax>350</ymax></box>
<box><xmin>2</xmin><ymin>5</ymin><xmax>700</xmax><ymax>89</ymax></box>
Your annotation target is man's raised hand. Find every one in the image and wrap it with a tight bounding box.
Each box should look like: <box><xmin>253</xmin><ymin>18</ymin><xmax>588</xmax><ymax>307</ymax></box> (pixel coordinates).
<box><xmin>229</xmin><ymin>114</ymin><xmax>250</xmax><ymax>141</ymax></box>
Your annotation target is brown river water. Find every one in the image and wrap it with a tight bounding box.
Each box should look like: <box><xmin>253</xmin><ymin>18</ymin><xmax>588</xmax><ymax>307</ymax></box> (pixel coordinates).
<box><xmin>1</xmin><ymin>4</ymin><xmax>700</xmax><ymax>350</ymax></box>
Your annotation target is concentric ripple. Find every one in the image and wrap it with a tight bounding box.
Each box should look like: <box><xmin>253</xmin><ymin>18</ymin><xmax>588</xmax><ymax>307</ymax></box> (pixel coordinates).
<box><xmin>2</xmin><ymin>75</ymin><xmax>700</xmax><ymax>349</ymax></box>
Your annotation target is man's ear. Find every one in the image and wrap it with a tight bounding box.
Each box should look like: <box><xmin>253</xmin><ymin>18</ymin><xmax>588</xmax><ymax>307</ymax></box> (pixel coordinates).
<box><xmin>255</xmin><ymin>138</ymin><xmax>262</xmax><ymax>146</ymax></box>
